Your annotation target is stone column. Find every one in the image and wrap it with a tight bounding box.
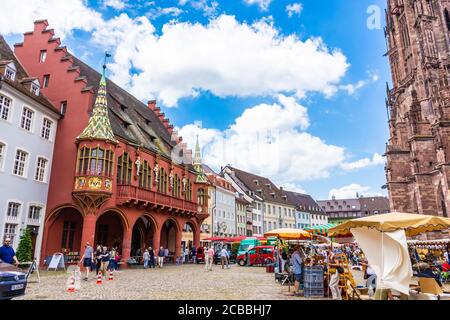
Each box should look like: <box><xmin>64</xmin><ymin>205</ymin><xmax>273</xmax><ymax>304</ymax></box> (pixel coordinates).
<box><xmin>175</xmin><ymin>229</ymin><xmax>182</xmax><ymax>263</ymax></box>
<box><xmin>79</xmin><ymin>214</ymin><xmax>97</xmax><ymax>270</ymax></box>
<box><xmin>152</xmin><ymin>230</ymin><xmax>160</xmax><ymax>252</ymax></box>
<box><xmin>193</xmin><ymin>224</ymin><xmax>200</xmax><ymax>248</ymax></box>
<box><xmin>121</xmin><ymin>227</ymin><xmax>132</xmax><ymax>268</ymax></box>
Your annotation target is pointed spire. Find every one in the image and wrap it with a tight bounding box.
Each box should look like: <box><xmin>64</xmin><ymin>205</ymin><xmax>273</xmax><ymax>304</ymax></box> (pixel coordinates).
<box><xmin>78</xmin><ymin>53</ymin><xmax>117</xmax><ymax>143</ymax></box>
<box><xmin>194</xmin><ymin>133</ymin><xmax>201</xmax><ymax>167</ymax></box>
<box><xmin>192</xmin><ymin>128</ymin><xmax>208</xmax><ymax>183</ymax></box>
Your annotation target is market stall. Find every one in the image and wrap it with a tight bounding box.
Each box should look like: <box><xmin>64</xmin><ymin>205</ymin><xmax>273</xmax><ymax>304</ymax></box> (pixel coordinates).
<box><xmin>329</xmin><ymin>212</ymin><xmax>450</xmax><ymax>300</ymax></box>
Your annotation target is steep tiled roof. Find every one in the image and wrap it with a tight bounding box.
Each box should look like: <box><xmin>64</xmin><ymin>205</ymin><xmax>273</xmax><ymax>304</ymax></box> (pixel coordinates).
<box><xmin>317</xmin><ymin>198</ymin><xmax>361</xmax><ymax>212</ymax></box>
<box><xmin>284</xmin><ymin>190</ymin><xmax>324</xmax><ymax>214</ymax></box>
<box><xmin>359</xmin><ymin>196</ymin><xmax>390</xmax><ymax>213</ymax></box>
<box><xmin>206</xmin><ymin>173</ymin><xmax>235</xmax><ymax>193</ymax></box>
<box><xmin>71</xmin><ymin>56</ymin><xmax>176</xmax><ymax>157</ymax></box>
<box><xmin>229</xmin><ymin>167</ymin><xmax>292</xmax><ymax>206</ymax></box>
<box><xmin>0</xmin><ymin>35</ymin><xmax>58</xmax><ymax>114</ymax></box>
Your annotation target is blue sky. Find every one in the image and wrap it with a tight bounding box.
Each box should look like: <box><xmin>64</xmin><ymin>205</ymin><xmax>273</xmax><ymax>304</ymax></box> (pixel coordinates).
<box><xmin>2</xmin><ymin>0</ymin><xmax>391</xmax><ymax>200</ymax></box>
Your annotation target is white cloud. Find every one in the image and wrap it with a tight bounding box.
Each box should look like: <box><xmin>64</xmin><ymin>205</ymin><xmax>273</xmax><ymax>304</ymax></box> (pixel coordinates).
<box><xmin>178</xmin><ymin>95</ymin><xmax>346</xmax><ymax>185</ymax></box>
<box><xmin>286</xmin><ymin>3</ymin><xmax>303</xmax><ymax>18</ymax></box>
<box><xmin>244</xmin><ymin>0</ymin><xmax>273</xmax><ymax>11</ymax></box>
<box><xmin>103</xmin><ymin>0</ymin><xmax>128</xmax><ymax>10</ymax></box>
<box><xmin>341</xmin><ymin>153</ymin><xmax>385</xmax><ymax>171</ymax></box>
<box><xmin>328</xmin><ymin>184</ymin><xmax>371</xmax><ymax>199</ymax></box>
<box><xmin>147</xmin><ymin>6</ymin><xmax>184</xmax><ymax>19</ymax></box>
<box><xmin>281</xmin><ymin>183</ymin><xmax>306</xmax><ymax>194</ymax></box>
<box><xmin>0</xmin><ymin>0</ymin><xmax>103</xmax><ymax>39</ymax></box>
<box><xmin>338</xmin><ymin>70</ymin><xmax>379</xmax><ymax>95</ymax></box>
<box><xmin>1</xmin><ymin>2</ymin><xmax>350</xmax><ymax>108</ymax></box>
<box><xmin>178</xmin><ymin>0</ymin><xmax>219</xmax><ymax>16</ymax></box>
<box><xmin>103</xmin><ymin>15</ymin><xmax>349</xmax><ymax>107</ymax></box>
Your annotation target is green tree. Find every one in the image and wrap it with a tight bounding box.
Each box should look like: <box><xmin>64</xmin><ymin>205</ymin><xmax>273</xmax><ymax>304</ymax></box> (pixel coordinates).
<box><xmin>16</xmin><ymin>228</ymin><xmax>33</xmax><ymax>262</ymax></box>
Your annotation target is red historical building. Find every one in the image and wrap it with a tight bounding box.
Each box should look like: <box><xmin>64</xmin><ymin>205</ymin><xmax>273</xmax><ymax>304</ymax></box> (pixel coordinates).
<box><xmin>13</xmin><ymin>20</ymin><xmax>209</xmax><ymax>265</ymax></box>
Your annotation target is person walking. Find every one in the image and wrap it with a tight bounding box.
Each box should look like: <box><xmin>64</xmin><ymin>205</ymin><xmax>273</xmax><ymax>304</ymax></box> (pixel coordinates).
<box><xmin>0</xmin><ymin>238</ymin><xmax>19</xmax><ymax>266</ymax></box>
<box><xmin>220</xmin><ymin>247</ymin><xmax>228</xmax><ymax>269</ymax></box>
<box><xmin>191</xmin><ymin>246</ymin><xmax>197</xmax><ymax>264</ymax></box>
<box><xmin>114</xmin><ymin>248</ymin><xmax>121</xmax><ymax>271</ymax></box>
<box><xmin>205</xmin><ymin>245</ymin><xmax>215</xmax><ymax>271</ymax></box>
<box><xmin>164</xmin><ymin>248</ymin><xmax>169</xmax><ymax>263</ymax></box>
<box><xmin>148</xmin><ymin>246</ymin><xmax>155</xmax><ymax>268</ymax></box>
<box><xmin>184</xmin><ymin>247</ymin><xmax>189</xmax><ymax>264</ymax></box>
<box><xmin>143</xmin><ymin>249</ymin><xmax>150</xmax><ymax>269</ymax></box>
<box><xmin>158</xmin><ymin>246</ymin><xmax>165</xmax><ymax>268</ymax></box>
<box><xmin>79</xmin><ymin>242</ymin><xmax>94</xmax><ymax>280</ymax></box>
<box><xmin>291</xmin><ymin>246</ymin><xmax>303</xmax><ymax>296</ymax></box>
<box><xmin>108</xmin><ymin>247</ymin><xmax>116</xmax><ymax>271</ymax></box>
<box><xmin>95</xmin><ymin>245</ymin><xmax>102</xmax><ymax>275</ymax></box>
<box><xmin>328</xmin><ymin>251</ymin><xmax>342</xmax><ymax>300</ymax></box>
<box><xmin>100</xmin><ymin>246</ymin><xmax>110</xmax><ymax>278</ymax></box>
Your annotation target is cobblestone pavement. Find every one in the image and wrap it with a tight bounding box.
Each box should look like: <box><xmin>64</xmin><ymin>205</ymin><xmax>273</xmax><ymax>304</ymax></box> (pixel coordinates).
<box><xmin>18</xmin><ymin>264</ymin><xmax>366</xmax><ymax>300</ymax></box>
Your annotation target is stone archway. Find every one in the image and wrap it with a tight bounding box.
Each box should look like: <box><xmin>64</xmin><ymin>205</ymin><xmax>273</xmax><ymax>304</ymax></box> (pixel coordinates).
<box><xmin>160</xmin><ymin>219</ymin><xmax>179</xmax><ymax>257</ymax></box>
<box><xmin>95</xmin><ymin>211</ymin><xmax>125</xmax><ymax>251</ymax></box>
<box><xmin>131</xmin><ymin>215</ymin><xmax>157</xmax><ymax>257</ymax></box>
<box><xmin>42</xmin><ymin>206</ymin><xmax>84</xmax><ymax>261</ymax></box>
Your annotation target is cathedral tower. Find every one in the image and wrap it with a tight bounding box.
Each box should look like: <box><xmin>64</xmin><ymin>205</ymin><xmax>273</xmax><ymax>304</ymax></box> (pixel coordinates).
<box><xmin>385</xmin><ymin>0</ymin><xmax>450</xmax><ymax>217</ymax></box>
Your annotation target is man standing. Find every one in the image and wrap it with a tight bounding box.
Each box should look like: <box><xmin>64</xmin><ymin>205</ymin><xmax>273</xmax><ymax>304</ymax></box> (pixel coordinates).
<box><xmin>220</xmin><ymin>247</ymin><xmax>228</xmax><ymax>269</ymax></box>
<box><xmin>79</xmin><ymin>242</ymin><xmax>94</xmax><ymax>280</ymax></box>
<box><xmin>191</xmin><ymin>245</ymin><xmax>197</xmax><ymax>264</ymax></box>
<box><xmin>148</xmin><ymin>246</ymin><xmax>155</xmax><ymax>268</ymax></box>
<box><xmin>292</xmin><ymin>246</ymin><xmax>303</xmax><ymax>297</ymax></box>
<box><xmin>100</xmin><ymin>246</ymin><xmax>110</xmax><ymax>278</ymax></box>
<box><xmin>0</xmin><ymin>238</ymin><xmax>19</xmax><ymax>266</ymax></box>
<box><xmin>158</xmin><ymin>246</ymin><xmax>165</xmax><ymax>268</ymax></box>
<box><xmin>205</xmin><ymin>245</ymin><xmax>214</xmax><ymax>271</ymax></box>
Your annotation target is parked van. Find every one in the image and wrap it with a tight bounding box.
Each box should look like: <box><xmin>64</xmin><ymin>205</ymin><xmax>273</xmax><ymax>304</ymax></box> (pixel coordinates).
<box><xmin>237</xmin><ymin>238</ymin><xmax>261</xmax><ymax>256</ymax></box>
<box><xmin>236</xmin><ymin>246</ymin><xmax>275</xmax><ymax>266</ymax></box>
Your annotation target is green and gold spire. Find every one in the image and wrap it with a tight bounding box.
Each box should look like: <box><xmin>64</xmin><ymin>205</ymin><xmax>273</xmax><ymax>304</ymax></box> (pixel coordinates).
<box><xmin>78</xmin><ymin>55</ymin><xmax>117</xmax><ymax>143</ymax></box>
<box><xmin>193</xmin><ymin>132</ymin><xmax>208</xmax><ymax>183</ymax></box>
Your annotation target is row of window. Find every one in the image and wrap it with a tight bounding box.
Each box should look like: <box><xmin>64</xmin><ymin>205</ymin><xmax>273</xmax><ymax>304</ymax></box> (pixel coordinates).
<box><xmin>252</xmin><ymin>226</ymin><xmax>262</xmax><ymax>235</ymax></box>
<box><xmin>77</xmin><ymin>148</ymin><xmax>194</xmax><ymax>201</ymax></box>
<box><xmin>0</xmin><ymin>143</ymin><xmax>48</xmax><ymax>182</ymax></box>
<box><xmin>214</xmin><ymin>209</ymin><xmax>234</xmax><ymax>220</ymax></box>
<box><xmin>236</xmin><ymin>227</ymin><xmax>247</xmax><ymax>235</ymax></box>
<box><xmin>265</xmin><ymin>204</ymin><xmax>295</xmax><ymax>217</ymax></box>
<box><xmin>0</xmin><ymin>94</ymin><xmax>54</xmax><ymax>140</ymax></box>
<box><xmin>236</xmin><ymin>214</ymin><xmax>247</xmax><ymax>224</ymax></box>
<box><xmin>6</xmin><ymin>202</ymin><xmax>42</xmax><ymax>220</ymax></box>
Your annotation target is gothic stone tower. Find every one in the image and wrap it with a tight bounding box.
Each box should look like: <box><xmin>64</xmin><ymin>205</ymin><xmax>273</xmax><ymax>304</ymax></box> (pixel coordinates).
<box><xmin>385</xmin><ymin>0</ymin><xmax>450</xmax><ymax>217</ymax></box>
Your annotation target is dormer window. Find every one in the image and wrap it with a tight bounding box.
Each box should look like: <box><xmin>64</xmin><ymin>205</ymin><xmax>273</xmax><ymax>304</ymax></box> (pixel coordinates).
<box><xmin>30</xmin><ymin>81</ymin><xmax>40</xmax><ymax>96</ymax></box>
<box><xmin>5</xmin><ymin>66</ymin><xmax>15</xmax><ymax>81</ymax></box>
<box><xmin>253</xmin><ymin>179</ymin><xmax>259</xmax><ymax>185</ymax></box>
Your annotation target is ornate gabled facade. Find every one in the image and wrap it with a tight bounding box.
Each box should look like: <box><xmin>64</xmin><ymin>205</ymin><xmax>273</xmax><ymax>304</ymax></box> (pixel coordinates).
<box><xmin>384</xmin><ymin>0</ymin><xmax>450</xmax><ymax>220</ymax></box>
<box><xmin>14</xmin><ymin>20</ymin><xmax>209</xmax><ymax>265</ymax></box>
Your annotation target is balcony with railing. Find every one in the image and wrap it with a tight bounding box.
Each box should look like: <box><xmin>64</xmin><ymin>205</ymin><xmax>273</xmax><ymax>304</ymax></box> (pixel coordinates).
<box><xmin>116</xmin><ymin>185</ymin><xmax>198</xmax><ymax>214</ymax></box>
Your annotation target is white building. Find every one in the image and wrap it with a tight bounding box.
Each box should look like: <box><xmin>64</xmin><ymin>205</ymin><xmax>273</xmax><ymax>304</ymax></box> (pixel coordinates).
<box><xmin>206</xmin><ymin>172</ymin><xmax>236</xmax><ymax>237</ymax></box>
<box><xmin>0</xmin><ymin>36</ymin><xmax>60</xmax><ymax>262</ymax></box>
<box><xmin>222</xmin><ymin>166</ymin><xmax>264</xmax><ymax>236</ymax></box>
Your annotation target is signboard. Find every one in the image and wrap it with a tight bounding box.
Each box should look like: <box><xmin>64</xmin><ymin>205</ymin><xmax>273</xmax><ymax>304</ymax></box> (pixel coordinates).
<box><xmin>47</xmin><ymin>253</ymin><xmax>65</xmax><ymax>270</ymax></box>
